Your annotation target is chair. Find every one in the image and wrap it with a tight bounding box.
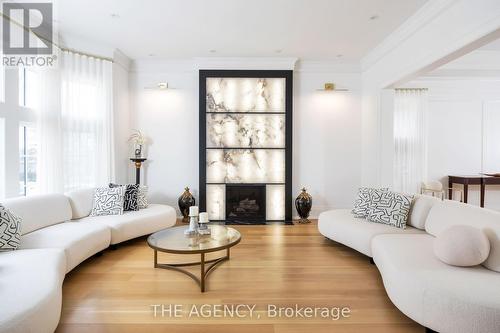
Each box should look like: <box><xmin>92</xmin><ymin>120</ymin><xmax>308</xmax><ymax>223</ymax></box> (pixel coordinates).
<box><xmin>421</xmin><ymin>181</ymin><xmax>463</xmax><ymax>202</ymax></box>
<box><xmin>420</xmin><ymin>181</ymin><xmax>445</xmax><ymax>200</ymax></box>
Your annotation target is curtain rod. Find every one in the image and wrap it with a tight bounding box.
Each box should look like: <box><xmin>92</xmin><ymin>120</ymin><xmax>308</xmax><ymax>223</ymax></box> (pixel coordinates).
<box><xmin>0</xmin><ymin>12</ymin><xmax>114</xmax><ymax>63</ymax></box>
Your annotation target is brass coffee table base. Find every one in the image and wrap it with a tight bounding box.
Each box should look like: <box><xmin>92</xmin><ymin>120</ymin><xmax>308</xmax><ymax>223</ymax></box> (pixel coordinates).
<box><xmin>153</xmin><ymin>248</ymin><xmax>230</xmax><ymax>292</ymax></box>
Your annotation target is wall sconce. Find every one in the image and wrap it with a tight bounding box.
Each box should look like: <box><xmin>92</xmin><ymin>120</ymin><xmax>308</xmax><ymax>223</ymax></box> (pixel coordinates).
<box><xmin>145</xmin><ymin>82</ymin><xmax>171</xmax><ymax>90</ymax></box>
<box><xmin>316</xmin><ymin>83</ymin><xmax>348</xmax><ymax>92</ymax></box>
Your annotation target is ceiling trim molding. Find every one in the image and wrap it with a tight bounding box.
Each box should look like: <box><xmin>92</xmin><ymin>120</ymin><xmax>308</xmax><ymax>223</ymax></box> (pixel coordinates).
<box><xmin>295</xmin><ymin>60</ymin><xmax>361</xmax><ymax>73</ymax></box>
<box><xmin>417</xmin><ymin>70</ymin><xmax>500</xmax><ymax>80</ymax></box>
<box><xmin>361</xmin><ymin>0</ymin><xmax>456</xmax><ymax>71</ymax></box>
<box><xmin>193</xmin><ymin>57</ymin><xmax>298</xmax><ymax>70</ymax></box>
<box><xmin>130</xmin><ymin>58</ymin><xmax>363</xmax><ymax>74</ymax></box>
<box><xmin>438</xmin><ymin>49</ymin><xmax>500</xmax><ymax>70</ymax></box>
<box><xmin>131</xmin><ymin>57</ymin><xmax>299</xmax><ymax>73</ymax></box>
<box><xmin>130</xmin><ymin>59</ymin><xmax>196</xmax><ymax>73</ymax></box>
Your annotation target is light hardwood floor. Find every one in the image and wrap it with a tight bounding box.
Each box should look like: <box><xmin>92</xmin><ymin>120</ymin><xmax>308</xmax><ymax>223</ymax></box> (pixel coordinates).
<box><xmin>56</xmin><ymin>220</ymin><xmax>424</xmax><ymax>333</ymax></box>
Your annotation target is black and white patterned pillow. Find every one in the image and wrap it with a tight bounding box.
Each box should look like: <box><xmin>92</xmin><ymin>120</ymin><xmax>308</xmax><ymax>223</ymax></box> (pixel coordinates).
<box><xmin>109</xmin><ymin>183</ymin><xmax>139</xmax><ymax>211</ymax></box>
<box><xmin>365</xmin><ymin>188</ymin><xmax>388</xmax><ymax>217</ymax></box>
<box><xmin>0</xmin><ymin>203</ymin><xmax>21</xmax><ymax>251</ymax></box>
<box><xmin>367</xmin><ymin>191</ymin><xmax>414</xmax><ymax>229</ymax></box>
<box><xmin>90</xmin><ymin>187</ymin><xmax>125</xmax><ymax>216</ymax></box>
<box><xmin>352</xmin><ymin>187</ymin><xmax>388</xmax><ymax>218</ymax></box>
<box><xmin>137</xmin><ymin>185</ymin><xmax>148</xmax><ymax>209</ymax></box>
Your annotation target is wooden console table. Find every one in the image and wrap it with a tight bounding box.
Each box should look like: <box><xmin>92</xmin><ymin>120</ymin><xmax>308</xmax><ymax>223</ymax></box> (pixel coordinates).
<box><xmin>448</xmin><ymin>175</ymin><xmax>500</xmax><ymax>208</ymax></box>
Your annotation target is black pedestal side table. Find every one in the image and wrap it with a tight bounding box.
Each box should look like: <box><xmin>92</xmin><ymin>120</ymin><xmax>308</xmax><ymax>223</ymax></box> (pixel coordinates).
<box><xmin>130</xmin><ymin>158</ymin><xmax>147</xmax><ymax>184</ymax></box>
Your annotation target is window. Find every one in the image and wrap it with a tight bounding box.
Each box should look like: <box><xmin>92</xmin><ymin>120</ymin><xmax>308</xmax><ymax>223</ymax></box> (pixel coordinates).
<box><xmin>393</xmin><ymin>88</ymin><xmax>428</xmax><ymax>193</ymax></box>
<box><xmin>18</xmin><ymin>67</ymin><xmax>40</xmax><ymax>109</ymax></box>
<box><xmin>61</xmin><ymin>75</ymin><xmax>108</xmax><ymax>192</ymax></box>
<box><xmin>19</xmin><ymin>124</ymin><xmax>38</xmax><ymax>196</ymax></box>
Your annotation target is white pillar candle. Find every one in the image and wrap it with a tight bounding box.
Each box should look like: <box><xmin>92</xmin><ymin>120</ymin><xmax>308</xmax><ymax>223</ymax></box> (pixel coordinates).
<box><xmin>189</xmin><ymin>206</ymin><xmax>199</xmax><ymax>216</ymax></box>
<box><xmin>199</xmin><ymin>212</ymin><xmax>209</xmax><ymax>223</ymax></box>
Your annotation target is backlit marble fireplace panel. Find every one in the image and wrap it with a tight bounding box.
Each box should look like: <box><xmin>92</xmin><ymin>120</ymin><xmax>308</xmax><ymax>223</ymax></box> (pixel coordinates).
<box><xmin>206</xmin><ymin>77</ymin><xmax>285</xmax><ymax>112</ymax></box>
<box><xmin>206</xmin><ymin>113</ymin><xmax>285</xmax><ymax>148</ymax></box>
<box><xmin>200</xmin><ymin>71</ymin><xmax>292</xmax><ymax>222</ymax></box>
<box><xmin>206</xmin><ymin>149</ymin><xmax>285</xmax><ymax>184</ymax></box>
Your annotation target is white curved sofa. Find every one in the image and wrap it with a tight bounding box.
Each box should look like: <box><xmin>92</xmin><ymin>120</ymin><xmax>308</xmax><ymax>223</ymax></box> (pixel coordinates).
<box><xmin>0</xmin><ymin>189</ymin><xmax>177</xmax><ymax>333</ymax></box>
<box><xmin>318</xmin><ymin>195</ymin><xmax>500</xmax><ymax>333</ymax></box>
<box><xmin>0</xmin><ymin>249</ymin><xmax>65</xmax><ymax>333</ymax></box>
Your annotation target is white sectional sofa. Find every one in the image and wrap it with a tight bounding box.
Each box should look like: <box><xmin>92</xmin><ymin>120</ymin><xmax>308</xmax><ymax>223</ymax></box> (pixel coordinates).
<box><xmin>318</xmin><ymin>195</ymin><xmax>500</xmax><ymax>333</ymax></box>
<box><xmin>0</xmin><ymin>189</ymin><xmax>176</xmax><ymax>333</ymax></box>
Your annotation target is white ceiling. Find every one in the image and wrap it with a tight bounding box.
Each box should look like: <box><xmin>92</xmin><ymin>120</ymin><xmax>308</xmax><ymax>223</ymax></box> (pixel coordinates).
<box><xmin>56</xmin><ymin>0</ymin><xmax>427</xmax><ymax>61</ymax></box>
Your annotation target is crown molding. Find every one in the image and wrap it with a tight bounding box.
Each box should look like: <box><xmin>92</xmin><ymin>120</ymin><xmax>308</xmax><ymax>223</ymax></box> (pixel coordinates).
<box><xmin>295</xmin><ymin>60</ymin><xmax>361</xmax><ymax>73</ymax></box>
<box><xmin>130</xmin><ymin>58</ymin><xmax>363</xmax><ymax>74</ymax></box>
<box><xmin>130</xmin><ymin>57</ymin><xmax>298</xmax><ymax>73</ymax></box>
<box><xmin>361</xmin><ymin>0</ymin><xmax>456</xmax><ymax>71</ymax></box>
<box><xmin>130</xmin><ymin>59</ymin><xmax>196</xmax><ymax>73</ymax></box>
<box><xmin>193</xmin><ymin>57</ymin><xmax>298</xmax><ymax>70</ymax></box>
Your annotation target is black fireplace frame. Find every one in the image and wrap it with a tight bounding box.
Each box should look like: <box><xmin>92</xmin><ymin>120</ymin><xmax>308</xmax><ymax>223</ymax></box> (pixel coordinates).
<box><xmin>225</xmin><ymin>183</ymin><xmax>267</xmax><ymax>222</ymax></box>
<box><xmin>199</xmin><ymin>69</ymin><xmax>293</xmax><ymax>222</ymax></box>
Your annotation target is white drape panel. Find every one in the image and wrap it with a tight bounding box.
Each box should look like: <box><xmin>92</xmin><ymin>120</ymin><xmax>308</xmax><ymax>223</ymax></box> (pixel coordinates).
<box><xmin>37</xmin><ymin>63</ymin><xmax>63</xmax><ymax>194</ymax></box>
<box><xmin>61</xmin><ymin>52</ymin><xmax>114</xmax><ymax>191</ymax></box>
<box><xmin>37</xmin><ymin>51</ymin><xmax>114</xmax><ymax>193</ymax></box>
<box><xmin>393</xmin><ymin>89</ymin><xmax>428</xmax><ymax>194</ymax></box>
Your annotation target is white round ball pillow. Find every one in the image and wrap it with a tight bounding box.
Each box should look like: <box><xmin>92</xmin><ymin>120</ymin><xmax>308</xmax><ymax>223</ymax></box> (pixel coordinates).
<box><xmin>433</xmin><ymin>225</ymin><xmax>490</xmax><ymax>267</ymax></box>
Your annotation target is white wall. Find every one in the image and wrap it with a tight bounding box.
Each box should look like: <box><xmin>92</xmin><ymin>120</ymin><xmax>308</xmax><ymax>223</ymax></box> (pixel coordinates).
<box><xmin>129</xmin><ymin>60</ymin><xmax>362</xmax><ymax>217</ymax></box>
<box><xmin>129</xmin><ymin>61</ymin><xmax>199</xmax><ymax>212</ymax></box>
<box><xmin>294</xmin><ymin>63</ymin><xmax>362</xmax><ymax>217</ymax></box>
<box><xmin>401</xmin><ymin>77</ymin><xmax>500</xmax><ymax>210</ymax></box>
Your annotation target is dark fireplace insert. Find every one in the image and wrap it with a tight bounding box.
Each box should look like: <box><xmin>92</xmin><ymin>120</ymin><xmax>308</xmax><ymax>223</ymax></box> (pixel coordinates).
<box><xmin>226</xmin><ymin>184</ymin><xmax>266</xmax><ymax>224</ymax></box>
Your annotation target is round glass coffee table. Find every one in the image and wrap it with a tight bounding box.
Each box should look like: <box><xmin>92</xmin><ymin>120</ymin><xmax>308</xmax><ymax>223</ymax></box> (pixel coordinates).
<box><xmin>147</xmin><ymin>225</ymin><xmax>241</xmax><ymax>292</ymax></box>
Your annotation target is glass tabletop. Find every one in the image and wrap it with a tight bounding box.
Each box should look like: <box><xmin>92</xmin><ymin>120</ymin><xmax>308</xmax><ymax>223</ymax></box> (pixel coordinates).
<box><xmin>147</xmin><ymin>225</ymin><xmax>241</xmax><ymax>253</ymax></box>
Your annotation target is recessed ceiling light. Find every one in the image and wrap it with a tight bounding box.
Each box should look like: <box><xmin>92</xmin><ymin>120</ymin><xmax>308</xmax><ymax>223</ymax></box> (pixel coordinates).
<box><xmin>110</xmin><ymin>13</ymin><xmax>120</xmax><ymax>19</ymax></box>
<box><xmin>369</xmin><ymin>15</ymin><xmax>379</xmax><ymax>20</ymax></box>
<box><xmin>275</xmin><ymin>49</ymin><xmax>283</xmax><ymax>54</ymax></box>
<box><xmin>336</xmin><ymin>54</ymin><xmax>343</xmax><ymax>58</ymax></box>
<box><xmin>209</xmin><ymin>49</ymin><xmax>217</xmax><ymax>53</ymax></box>
<box><xmin>148</xmin><ymin>53</ymin><xmax>155</xmax><ymax>57</ymax></box>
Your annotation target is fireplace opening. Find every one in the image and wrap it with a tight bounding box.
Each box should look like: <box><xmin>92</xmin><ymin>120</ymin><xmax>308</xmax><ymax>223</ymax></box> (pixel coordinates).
<box><xmin>226</xmin><ymin>184</ymin><xmax>266</xmax><ymax>223</ymax></box>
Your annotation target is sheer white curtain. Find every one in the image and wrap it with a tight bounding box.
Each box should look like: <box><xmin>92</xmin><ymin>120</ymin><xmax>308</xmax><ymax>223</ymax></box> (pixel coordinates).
<box><xmin>61</xmin><ymin>52</ymin><xmax>114</xmax><ymax>191</ymax></box>
<box><xmin>37</xmin><ymin>62</ymin><xmax>63</xmax><ymax>193</ymax></box>
<box><xmin>37</xmin><ymin>51</ymin><xmax>114</xmax><ymax>193</ymax></box>
<box><xmin>393</xmin><ymin>88</ymin><xmax>428</xmax><ymax>194</ymax></box>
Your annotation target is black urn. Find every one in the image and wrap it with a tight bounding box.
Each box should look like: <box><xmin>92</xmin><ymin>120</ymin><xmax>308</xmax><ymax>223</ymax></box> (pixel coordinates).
<box><xmin>295</xmin><ymin>187</ymin><xmax>312</xmax><ymax>224</ymax></box>
<box><xmin>178</xmin><ymin>187</ymin><xmax>196</xmax><ymax>222</ymax></box>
